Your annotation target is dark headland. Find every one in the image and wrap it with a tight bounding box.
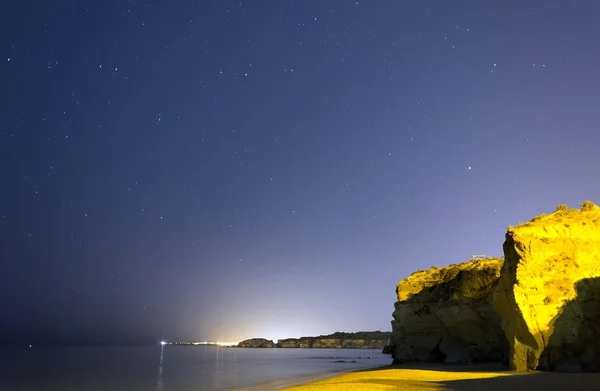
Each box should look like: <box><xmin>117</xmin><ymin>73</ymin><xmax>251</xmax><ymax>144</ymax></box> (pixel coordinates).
<box><xmin>237</xmin><ymin>331</ymin><xmax>391</xmax><ymax>349</ymax></box>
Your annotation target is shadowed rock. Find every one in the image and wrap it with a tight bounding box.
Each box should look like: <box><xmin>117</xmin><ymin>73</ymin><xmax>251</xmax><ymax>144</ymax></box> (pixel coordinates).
<box><xmin>391</xmin><ymin>258</ymin><xmax>507</xmax><ymax>364</ymax></box>
<box><xmin>493</xmin><ymin>201</ymin><xmax>600</xmax><ymax>372</ymax></box>
<box><xmin>541</xmin><ymin>277</ymin><xmax>600</xmax><ymax>372</ymax></box>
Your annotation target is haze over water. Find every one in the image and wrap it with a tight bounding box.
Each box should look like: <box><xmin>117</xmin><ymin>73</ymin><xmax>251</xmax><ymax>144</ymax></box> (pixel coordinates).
<box><xmin>0</xmin><ymin>345</ymin><xmax>390</xmax><ymax>391</ymax></box>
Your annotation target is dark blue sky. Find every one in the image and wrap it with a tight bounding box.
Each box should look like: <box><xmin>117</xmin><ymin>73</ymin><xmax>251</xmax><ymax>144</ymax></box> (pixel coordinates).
<box><xmin>1</xmin><ymin>0</ymin><xmax>599</xmax><ymax>344</ymax></box>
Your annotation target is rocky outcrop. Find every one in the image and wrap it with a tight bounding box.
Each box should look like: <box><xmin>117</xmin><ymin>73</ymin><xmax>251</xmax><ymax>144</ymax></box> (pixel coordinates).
<box><xmin>278</xmin><ymin>332</ymin><xmax>389</xmax><ymax>348</ymax></box>
<box><xmin>277</xmin><ymin>337</ymin><xmax>312</xmax><ymax>348</ymax></box>
<box><xmin>389</xmin><ymin>201</ymin><xmax>600</xmax><ymax>372</ymax></box>
<box><xmin>340</xmin><ymin>339</ymin><xmax>386</xmax><ymax>349</ymax></box>
<box><xmin>238</xmin><ymin>331</ymin><xmax>391</xmax><ymax>349</ymax></box>
<box><xmin>310</xmin><ymin>338</ymin><xmax>340</xmax><ymax>348</ymax></box>
<box><xmin>384</xmin><ymin>321</ymin><xmax>399</xmax><ymax>355</ymax></box>
<box><xmin>494</xmin><ymin>201</ymin><xmax>600</xmax><ymax>372</ymax></box>
<box><xmin>237</xmin><ymin>338</ymin><xmax>276</xmax><ymax>348</ymax></box>
<box><xmin>391</xmin><ymin>258</ymin><xmax>507</xmax><ymax>364</ymax></box>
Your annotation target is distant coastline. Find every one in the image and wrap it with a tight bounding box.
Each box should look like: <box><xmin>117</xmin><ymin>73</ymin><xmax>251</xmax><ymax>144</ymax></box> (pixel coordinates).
<box><xmin>237</xmin><ymin>331</ymin><xmax>392</xmax><ymax>350</ymax></box>
<box><xmin>159</xmin><ymin>341</ymin><xmax>238</xmax><ymax>347</ymax></box>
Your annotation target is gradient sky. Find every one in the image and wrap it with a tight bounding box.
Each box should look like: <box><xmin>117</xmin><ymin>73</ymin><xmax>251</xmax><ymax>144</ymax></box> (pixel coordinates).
<box><xmin>1</xmin><ymin>0</ymin><xmax>599</xmax><ymax>345</ymax></box>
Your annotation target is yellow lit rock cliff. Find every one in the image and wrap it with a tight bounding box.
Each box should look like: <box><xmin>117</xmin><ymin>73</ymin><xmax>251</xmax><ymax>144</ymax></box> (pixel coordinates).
<box><xmin>392</xmin><ymin>258</ymin><xmax>507</xmax><ymax>363</ymax></box>
<box><xmin>493</xmin><ymin>201</ymin><xmax>600</xmax><ymax>372</ymax></box>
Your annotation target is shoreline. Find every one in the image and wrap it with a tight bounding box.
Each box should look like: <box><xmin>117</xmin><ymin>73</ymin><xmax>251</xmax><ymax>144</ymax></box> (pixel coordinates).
<box><xmin>228</xmin><ymin>370</ymin><xmax>345</xmax><ymax>391</ymax></box>
<box><xmin>269</xmin><ymin>362</ymin><xmax>600</xmax><ymax>391</ymax></box>
<box><xmin>228</xmin><ymin>362</ymin><xmax>392</xmax><ymax>391</ymax></box>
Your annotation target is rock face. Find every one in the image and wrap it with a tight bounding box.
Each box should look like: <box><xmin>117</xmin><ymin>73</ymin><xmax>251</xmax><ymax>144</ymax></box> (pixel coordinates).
<box><xmin>237</xmin><ymin>338</ymin><xmax>276</xmax><ymax>348</ymax></box>
<box><xmin>382</xmin><ymin>337</ymin><xmax>393</xmax><ymax>354</ymax></box>
<box><xmin>277</xmin><ymin>337</ymin><xmax>312</xmax><ymax>348</ymax></box>
<box><xmin>391</xmin><ymin>258</ymin><xmax>507</xmax><ymax>364</ymax></box>
<box><xmin>284</xmin><ymin>331</ymin><xmax>390</xmax><ymax>348</ymax></box>
<box><xmin>494</xmin><ymin>201</ymin><xmax>600</xmax><ymax>372</ymax></box>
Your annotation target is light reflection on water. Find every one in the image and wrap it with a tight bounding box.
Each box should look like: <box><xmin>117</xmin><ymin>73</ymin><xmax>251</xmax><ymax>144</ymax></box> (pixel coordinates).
<box><xmin>156</xmin><ymin>345</ymin><xmax>164</xmax><ymax>390</ymax></box>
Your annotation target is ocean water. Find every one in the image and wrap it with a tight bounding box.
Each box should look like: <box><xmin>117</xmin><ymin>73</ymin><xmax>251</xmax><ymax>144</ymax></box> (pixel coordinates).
<box><xmin>0</xmin><ymin>345</ymin><xmax>391</xmax><ymax>391</ymax></box>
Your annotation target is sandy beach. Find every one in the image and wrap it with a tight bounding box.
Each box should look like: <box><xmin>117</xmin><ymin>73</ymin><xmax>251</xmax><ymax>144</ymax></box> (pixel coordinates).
<box><xmin>229</xmin><ymin>371</ymin><xmax>344</xmax><ymax>391</ymax></box>
<box><xmin>276</xmin><ymin>363</ymin><xmax>600</xmax><ymax>391</ymax></box>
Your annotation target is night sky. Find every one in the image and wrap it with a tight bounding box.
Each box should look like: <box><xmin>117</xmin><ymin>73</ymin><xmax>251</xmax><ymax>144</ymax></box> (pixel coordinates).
<box><xmin>1</xmin><ymin>0</ymin><xmax>599</xmax><ymax>345</ymax></box>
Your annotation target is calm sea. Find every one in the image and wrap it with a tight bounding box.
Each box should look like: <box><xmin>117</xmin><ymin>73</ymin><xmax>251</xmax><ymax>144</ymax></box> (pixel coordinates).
<box><xmin>0</xmin><ymin>345</ymin><xmax>391</xmax><ymax>391</ymax></box>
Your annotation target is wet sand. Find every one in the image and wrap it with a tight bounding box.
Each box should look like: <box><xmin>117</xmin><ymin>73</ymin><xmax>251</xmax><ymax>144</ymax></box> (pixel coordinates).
<box><xmin>275</xmin><ymin>363</ymin><xmax>600</xmax><ymax>391</ymax></box>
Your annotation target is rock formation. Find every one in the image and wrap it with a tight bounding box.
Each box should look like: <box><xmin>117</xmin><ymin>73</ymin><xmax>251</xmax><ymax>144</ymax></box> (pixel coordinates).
<box><xmin>277</xmin><ymin>337</ymin><xmax>312</xmax><ymax>348</ymax></box>
<box><xmin>382</xmin><ymin>336</ymin><xmax>393</xmax><ymax>354</ymax></box>
<box><xmin>237</xmin><ymin>331</ymin><xmax>390</xmax><ymax>349</ymax></box>
<box><xmin>391</xmin><ymin>258</ymin><xmax>507</xmax><ymax>364</ymax></box>
<box><xmin>494</xmin><ymin>201</ymin><xmax>600</xmax><ymax>372</ymax></box>
<box><xmin>237</xmin><ymin>338</ymin><xmax>276</xmax><ymax>348</ymax></box>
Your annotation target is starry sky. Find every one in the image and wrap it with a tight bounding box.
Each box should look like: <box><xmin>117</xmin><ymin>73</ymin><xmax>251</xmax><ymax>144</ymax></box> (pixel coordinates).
<box><xmin>1</xmin><ymin>0</ymin><xmax>600</xmax><ymax>345</ymax></box>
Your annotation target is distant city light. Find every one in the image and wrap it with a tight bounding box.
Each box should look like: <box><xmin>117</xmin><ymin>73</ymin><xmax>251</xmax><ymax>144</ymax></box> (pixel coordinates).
<box><xmin>159</xmin><ymin>340</ymin><xmax>238</xmax><ymax>346</ymax></box>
